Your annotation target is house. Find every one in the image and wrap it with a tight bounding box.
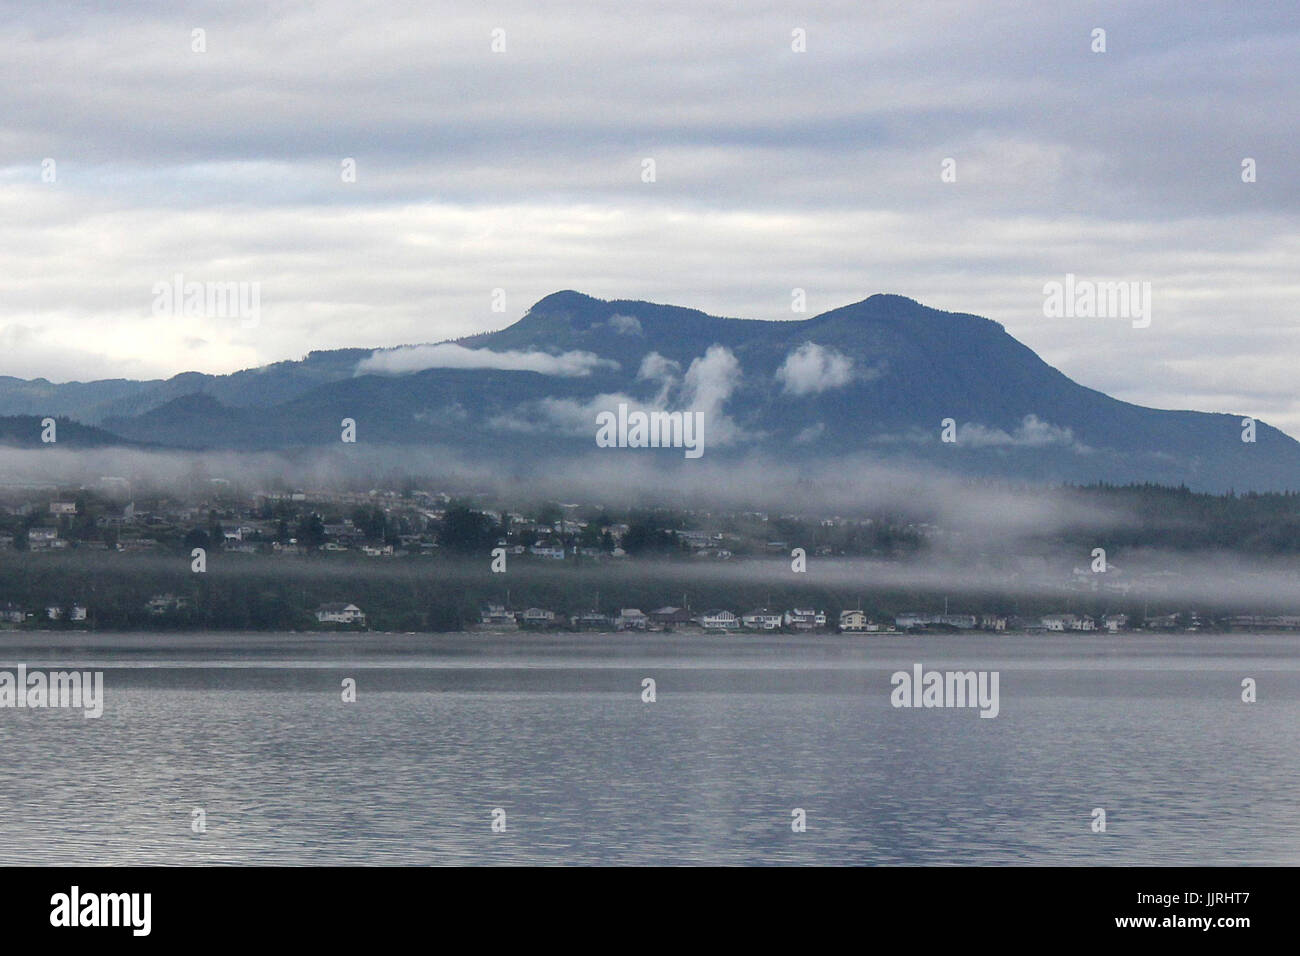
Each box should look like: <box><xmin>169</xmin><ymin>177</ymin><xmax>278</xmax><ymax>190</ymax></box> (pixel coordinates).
<box><xmin>679</xmin><ymin>530</ymin><xmax>723</xmax><ymax>551</ymax></box>
<box><xmin>741</xmin><ymin>608</ymin><xmax>783</xmax><ymax>630</ymax></box>
<box><xmin>49</xmin><ymin>501</ymin><xmax>78</xmax><ymax>516</ymax></box>
<box><xmin>95</xmin><ymin>502</ymin><xmax>135</xmax><ymax>527</ymax></box>
<box><xmin>0</xmin><ymin>604</ymin><xmax>25</xmax><ymax>624</ymax></box>
<box><xmin>696</xmin><ymin>609</ymin><xmax>739</xmax><ymax>631</ymax></box>
<box><xmin>315</xmin><ymin>603</ymin><xmax>366</xmax><ymax>625</ymax></box>
<box><xmin>478</xmin><ymin>604</ymin><xmax>518</xmax><ymax>628</ymax></box>
<box><xmin>571</xmin><ymin>610</ymin><xmax>613</xmax><ymax>631</ymax></box>
<box><xmin>147</xmin><ymin>594</ymin><xmax>190</xmax><ymax>614</ymax></box>
<box><xmin>839</xmin><ymin>609</ymin><xmax>868</xmax><ymax>632</ymax></box>
<box><xmin>118</xmin><ymin>537</ymin><xmax>160</xmax><ymax>552</ymax></box>
<box><xmin>528</xmin><ymin>544</ymin><xmax>566</xmax><ymax>560</ymax></box>
<box><xmin>980</xmin><ymin>614</ymin><xmax>1008</xmax><ymax>632</ymax></box>
<box><xmin>1103</xmin><ymin>614</ymin><xmax>1130</xmax><ymax>633</ymax></box>
<box><xmin>785</xmin><ymin>608</ymin><xmax>827</xmax><ymax>631</ymax></box>
<box><xmin>649</xmin><ymin>606</ymin><xmax>693</xmax><ymax>630</ymax></box>
<box><xmin>616</xmin><ymin>608</ymin><xmax>649</xmax><ymax>631</ymax></box>
<box><xmin>26</xmin><ymin>527</ymin><xmax>59</xmax><ymax>550</ymax></box>
<box><xmin>1146</xmin><ymin>613</ymin><xmax>1181</xmax><ymax>631</ymax></box>
<box><xmin>1041</xmin><ymin>613</ymin><xmax>1095</xmax><ymax>632</ymax></box>
<box><xmin>519</xmin><ymin>607</ymin><xmax>556</xmax><ymax>628</ymax></box>
<box><xmin>46</xmin><ymin>605</ymin><xmax>88</xmax><ymax>621</ymax></box>
<box><xmin>1041</xmin><ymin>613</ymin><xmax>1078</xmax><ymax>632</ymax></box>
<box><xmin>895</xmin><ymin>612</ymin><xmax>979</xmax><ymax>631</ymax></box>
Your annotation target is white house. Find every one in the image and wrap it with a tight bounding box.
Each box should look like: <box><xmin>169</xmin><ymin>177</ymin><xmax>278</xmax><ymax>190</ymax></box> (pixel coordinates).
<box><xmin>741</xmin><ymin>608</ymin><xmax>783</xmax><ymax>630</ymax></box>
<box><xmin>46</xmin><ymin>605</ymin><xmax>88</xmax><ymax>621</ymax></box>
<box><xmin>839</xmin><ymin>609</ymin><xmax>868</xmax><ymax>632</ymax></box>
<box><xmin>1041</xmin><ymin>613</ymin><xmax>1095</xmax><ymax>632</ymax></box>
<box><xmin>147</xmin><ymin>593</ymin><xmax>190</xmax><ymax>614</ymax></box>
<box><xmin>785</xmin><ymin>608</ymin><xmax>827</xmax><ymax>631</ymax></box>
<box><xmin>316</xmin><ymin>603</ymin><xmax>366</xmax><ymax>625</ymax></box>
<box><xmin>617</xmin><ymin>608</ymin><xmax>649</xmax><ymax>631</ymax></box>
<box><xmin>478</xmin><ymin>604</ymin><xmax>517</xmax><ymax>628</ymax></box>
<box><xmin>520</xmin><ymin>607</ymin><xmax>555</xmax><ymax>626</ymax></box>
<box><xmin>697</xmin><ymin>609</ymin><xmax>739</xmax><ymax>631</ymax></box>
<box><xmin>27</xmin><ymin>527</ymin><xmax>59</xmax><ymax>550</ymax></box>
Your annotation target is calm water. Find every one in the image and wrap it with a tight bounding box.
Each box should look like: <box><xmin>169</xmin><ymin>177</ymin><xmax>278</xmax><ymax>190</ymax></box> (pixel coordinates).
<box><xmin>0</xmin><ymin>631</ymin><xmax>1296</xmax><ymax>865</ymax></box>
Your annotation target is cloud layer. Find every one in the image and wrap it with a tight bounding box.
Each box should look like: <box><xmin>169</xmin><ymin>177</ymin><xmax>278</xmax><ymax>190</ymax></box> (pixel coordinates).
<box><xmin>357</xmin><ymin>343</ymin><xmax>617</xmax><ymax>376</ymax></box>
<box><xmin>0</xmin><ymin>2</ymin><xmax>1296</xmax><ymax>433</ymax></box>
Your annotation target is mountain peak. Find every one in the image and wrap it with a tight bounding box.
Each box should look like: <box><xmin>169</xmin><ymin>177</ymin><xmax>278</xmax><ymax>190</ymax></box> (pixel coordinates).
<box><xmin>528</xmin><ymin>290</ymin><xmax>602</xmax><ymax>313</ymax></box>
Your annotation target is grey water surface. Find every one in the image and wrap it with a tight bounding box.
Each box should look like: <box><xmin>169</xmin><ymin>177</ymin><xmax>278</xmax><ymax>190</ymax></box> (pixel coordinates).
<box><xmin>0</xmin><ymin>632</ymin><xmax>1294</xmax><ymax>865</ymax></box>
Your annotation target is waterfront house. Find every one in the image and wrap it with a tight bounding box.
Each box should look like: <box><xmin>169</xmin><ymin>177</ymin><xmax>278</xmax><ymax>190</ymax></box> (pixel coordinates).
<box><xmin>839</xmin><ymin>609</ymin><xmax>868</xmax><ymax>632</ymax></box>
<box><xmin>520</xmin><ymin>607</ymin><xmax>556</xmax><ymax>628</ymax></box>
<box><xmin>649</xmin><ymin>606</ymin><xmax>693</xmax><ymax>630</ymax></box>
<box><xmin>617</xmin><ymin>608</ymin><xmax>649</xmax><ymax>631</ymax></box>
<box><xmin>741</xmin><ymin>608</ymin><xmax>783</xmax><ymax>630</ymax></box>
<box><xmin>478</xmin><ymin>604</ymin><xmax>518</xmax><ymax>628</ymax></box>
<box><xmin>46</xmin><ymin>605</ymin><xmax>88</xmax><ymax>621</ymax></box>
<box><xmin>785</xmin><ymin>608</ymin><xmax>827</xmax><ymax>631</ymax></box>
<box><xmin>315</xmin><ymin>603</ymin><xmax>366</xmax><ymax>625</ymax></box>
<box><xmin>528</xmin><ymin>542</ymin><xmax>566</xmax><ymax>560</ymax></box>
<box><xmin>697</xmin><ymin>609</ymin><xmax>739</xmax><ymax>632</ymax></box>
<box><xmin>1041</xmin><ymin>613</ymin><xmax>1096</xmax><ymax>632</ymax></box>
<box><xmin>571</xmin><ymin>610</ymin><xmax>614</xmax><ymax>631</ymax></box>
<box><xmin>896</xmin><ymin>612</ymin><xmax>978</xmax><ymax>631</ymax></box>
<box><xmin>147</xmin><ymin>594</ymin><xmax>191</xmax><ymax>614</ymax></box>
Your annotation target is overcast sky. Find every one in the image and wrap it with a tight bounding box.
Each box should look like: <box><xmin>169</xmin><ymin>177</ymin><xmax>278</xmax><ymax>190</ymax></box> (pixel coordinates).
<box><xmin>2</xmin><ymin>1</ymin><xmax>1297</xmax><ymax>431</ymax></box>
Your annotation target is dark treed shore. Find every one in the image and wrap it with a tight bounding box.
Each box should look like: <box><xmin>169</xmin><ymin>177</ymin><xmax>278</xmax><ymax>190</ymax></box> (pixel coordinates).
<box><xmin>5</xmin><ymin>479</ymin><xmax>1300</xmax><ymax>632</ymax></box>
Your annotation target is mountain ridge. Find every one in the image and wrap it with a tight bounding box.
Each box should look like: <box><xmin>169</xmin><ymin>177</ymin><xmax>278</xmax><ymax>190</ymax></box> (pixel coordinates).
<box><xmin>0</xmin><ymin>292</ymin><xmax>1294</xmax><ymax>491</ymax></box>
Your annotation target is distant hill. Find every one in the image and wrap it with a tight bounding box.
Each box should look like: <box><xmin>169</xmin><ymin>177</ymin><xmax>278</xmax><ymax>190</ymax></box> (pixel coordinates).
<box><xmin>2</xmin><ymin>292</ymin><xmax>1297</xmax><ymax>491</ymax></box>
<box><xmin>0</xmin><ymin>415</ymin><xmax>151</xmax><ymax>448</ymax></box>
